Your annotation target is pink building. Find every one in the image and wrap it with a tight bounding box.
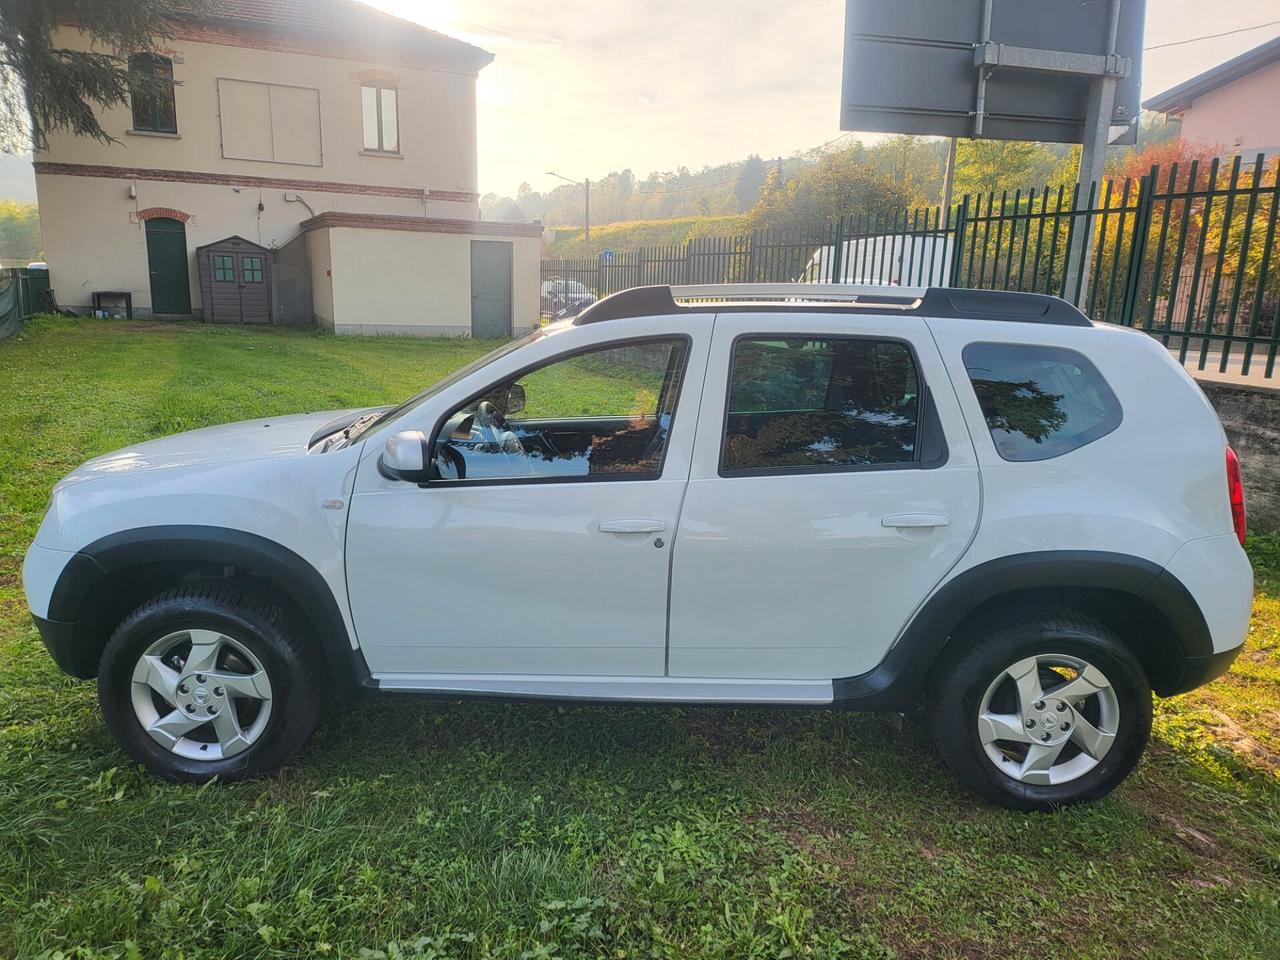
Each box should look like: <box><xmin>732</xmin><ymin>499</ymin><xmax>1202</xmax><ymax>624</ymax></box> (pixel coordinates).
<box><xmin>1143</xmin><ymin>36</ymin><xmax>1280</xmax><ymax>156</ymax></box>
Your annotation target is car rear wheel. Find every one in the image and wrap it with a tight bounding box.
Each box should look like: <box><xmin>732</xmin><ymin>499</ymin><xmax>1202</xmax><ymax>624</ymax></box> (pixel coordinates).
<box><xmin>98</xmin><ymin>584</ymin><xmax>323</xmax><ymax>782</ymax></box>
<box><xmin>926</xmin><ymin>607</ymin><xmax>1152</xmax><ymax>811</ymax></box>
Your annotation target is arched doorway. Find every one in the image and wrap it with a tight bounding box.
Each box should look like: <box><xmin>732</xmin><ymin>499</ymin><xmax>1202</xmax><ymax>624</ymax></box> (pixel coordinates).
<box><xmin>145</xmin><ymin>217</ymin><xmax>192</xmax><ymax>315</ymax></box>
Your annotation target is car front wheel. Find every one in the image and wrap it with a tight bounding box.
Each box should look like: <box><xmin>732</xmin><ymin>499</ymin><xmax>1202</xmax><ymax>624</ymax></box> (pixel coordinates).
<box><xmin>98</xmin><ymin>585</ymin><xmax>323</xmax><ymax>782</ymax></box>
<box><xmin>926</xmin><ymin>607</ymin><xmax>1152</xmax><ymax>811</ymax></box>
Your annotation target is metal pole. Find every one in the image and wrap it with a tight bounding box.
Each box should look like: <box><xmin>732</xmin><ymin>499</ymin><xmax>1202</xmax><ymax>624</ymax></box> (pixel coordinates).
<box><xmin>1066</xmin><ymin>0</ymin><xmax>1122</xmax><ymax>310</ymax></box>
<box><xmin>584</xmin><ymin>178</ymin><xmax>591</xmax><ymax>252</ymax></box>
<box><xmin>972</xmin><ymin>0</ymin><xmax>993</xmax><ymax>136</ymax></box>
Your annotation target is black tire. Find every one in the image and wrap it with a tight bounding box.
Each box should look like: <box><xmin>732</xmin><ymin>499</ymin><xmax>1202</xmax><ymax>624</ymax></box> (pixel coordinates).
<box><xmin>98</xmin><ymin>584</ymin><xmax>324</xmax><ymax>783</ymax></box>
<box><xmin>925</xmin><ymin>606</ymin><xmax>1152</xmax><ymax>811</ymax></box>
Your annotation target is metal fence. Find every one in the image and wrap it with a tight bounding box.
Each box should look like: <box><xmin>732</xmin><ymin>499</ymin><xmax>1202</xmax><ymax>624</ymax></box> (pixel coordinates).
<box><xmin>0</xmin><ymin>267</ymin><xmax>51</xmax><ymax>340</ymax></box>
<box><xmin>542</xmin><ymin>153</ymin><xmax>1280</xmax><ymax>380</ymax></box>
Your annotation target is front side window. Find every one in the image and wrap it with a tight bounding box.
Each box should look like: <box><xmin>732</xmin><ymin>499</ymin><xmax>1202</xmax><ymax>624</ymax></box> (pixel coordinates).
<box><xmin>129</xmin><ymin>53</ymin><xmax>177</xmax><ymax>133</ymax></box>
<box><xmin>433</xmin><ymin>338</ymin><xmax>689</xmax><ymax>482</ymax></box>
<box><xmin>241</xmin><ymin>256</ymin><xmax>264</xmax><ymax>283</ymax></box>
<box><xmin>361</xmin><ymin>85</ymin><xmax>399</xmax><ymax>153</ymax></box>
<box><xmin>963</xmin><ymin>343</ymin><xmax>1121</xmax><ymax>461</ymax></box>
<box><xmin>212</xmin><ymin>255</ymin><xmax>234</xmax><ymax>282</ymax></box>
<box><xmin>722</xmin><ymin>337</ymin><xmax>921</xmax><ymax>474</ymax></box>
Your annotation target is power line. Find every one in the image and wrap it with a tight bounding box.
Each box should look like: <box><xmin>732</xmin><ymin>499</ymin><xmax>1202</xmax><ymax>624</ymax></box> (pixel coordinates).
<box><xmin>1144</xmin><ymin>19</ymin><xmax>1280</xmax><ymax>51</ymax></box>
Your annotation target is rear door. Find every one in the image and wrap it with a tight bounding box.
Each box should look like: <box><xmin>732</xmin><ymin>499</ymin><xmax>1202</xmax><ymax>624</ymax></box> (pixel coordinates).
<box><xmin>667</xmin><ymin>311</ymin><xmax>981</xmax><ymax>681</ymax></box>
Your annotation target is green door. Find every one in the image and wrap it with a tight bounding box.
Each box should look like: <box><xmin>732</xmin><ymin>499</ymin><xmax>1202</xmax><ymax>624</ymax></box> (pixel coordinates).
<box><xmin>145</xmin><ymin>218</ymin><xmax>192</xmax><ymax>315</ymax></box>
<box><xmin>470</xmin><ymin>240</ymin><xmax>513</xmax><ymax>338</ymax></box>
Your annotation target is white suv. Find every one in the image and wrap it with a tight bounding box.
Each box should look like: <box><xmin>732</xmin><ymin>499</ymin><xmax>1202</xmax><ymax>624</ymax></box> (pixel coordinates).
<box><xmin>23</xmin><ymin>284</ymin><xmax>1253</xmax><ymax>809</ymax></box>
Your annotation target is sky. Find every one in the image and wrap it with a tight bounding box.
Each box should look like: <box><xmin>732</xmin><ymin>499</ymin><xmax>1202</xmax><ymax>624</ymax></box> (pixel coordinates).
<box><xmin>1</xmin><ymin>0</ymin><xmax>1277</xmax><ymax>204</ymax></box>
<box><xmin>366</xmin><ymin>0</ymin><xmax>1280</xmax><ymax>197</ymax></box>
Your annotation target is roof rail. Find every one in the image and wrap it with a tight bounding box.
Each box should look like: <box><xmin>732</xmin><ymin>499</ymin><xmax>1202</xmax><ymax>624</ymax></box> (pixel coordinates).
<box><xmin>670</xmin><ymin>283</ymin><xmax>927</xmax><ymax>303</ymax></box>
<box><xmin>573</xmin><ymin>284</ymin><xmax>1092</xmax><ymax>327</ymax></box>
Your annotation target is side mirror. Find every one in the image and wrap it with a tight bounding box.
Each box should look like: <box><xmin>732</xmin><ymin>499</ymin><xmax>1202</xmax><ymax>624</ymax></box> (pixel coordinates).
<box><xmin>506</xmin><ymin>382</ymin><xmax>526</xmax><ymax>416</ymax></box>
<box><xmin>378</xmin><ymin>430</ymin><xmax>432</xmax><ymax>483</ymax></box>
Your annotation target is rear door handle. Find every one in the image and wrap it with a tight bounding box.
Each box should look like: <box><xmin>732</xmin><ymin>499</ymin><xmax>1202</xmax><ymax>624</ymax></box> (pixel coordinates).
<box><xmin>599</xmin><ymin>519</ymin><xmax>667</xmax><ymax>534</ymax></box>
<box><xmin>882</xmin><ymin>514</ymin><xmax>950</xmax><ymax>529</ymax></box>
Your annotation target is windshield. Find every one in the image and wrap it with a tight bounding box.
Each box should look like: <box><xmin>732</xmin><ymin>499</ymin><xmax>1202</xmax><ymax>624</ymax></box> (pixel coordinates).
<box><xmin>349</xmin><ymin>328</ymin><xmax>546</xmax><ymax>440</ymax></box>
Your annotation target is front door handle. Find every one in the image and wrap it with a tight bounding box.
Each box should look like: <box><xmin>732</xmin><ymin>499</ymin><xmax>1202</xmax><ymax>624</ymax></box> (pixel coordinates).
<box><xmin>882</xmin><ymin>514</ymin><xmax>950</xmax><ymax>529</ymax></box>
<box><xmin>599</xmin><ymin>519</ymin><xmax>667</xmax><ymax>534</ymax></box>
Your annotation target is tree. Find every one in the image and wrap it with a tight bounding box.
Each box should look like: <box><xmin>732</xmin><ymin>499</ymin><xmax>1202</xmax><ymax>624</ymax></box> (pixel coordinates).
<box><xmin>0</xmin><ymin>0</ymin><xmax>200</xmax><ymax>152</ymax></box>
<box><xmin>747</xmin><ymin>146</ymin><xmax>918</xmax><ymax>233</ymax></box>
<box><xmin>953</xmin><ymin>139</ymin><xmax>1062</xmax><ymax>197</ymax></box>
<box><xmin>734</xmin><ymin>155</ymin><xmax>768</xmax><ymax>211</ymax></box>
<box><xmin>0</xmin><ymin>198</ymin><xmax>40</xmax><ymax>260</ymax></box>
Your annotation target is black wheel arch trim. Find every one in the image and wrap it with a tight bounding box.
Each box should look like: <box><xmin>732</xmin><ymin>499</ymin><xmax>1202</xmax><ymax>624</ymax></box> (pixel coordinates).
<box><xmin>46</xmin><ymin>525</ymin><xmax>370</xmax><ymax>700</ymax></box>
<box><xmin>832</xmin><ymin>550</ymin><xmax>1215</xmax><ymax>710</ymax></box>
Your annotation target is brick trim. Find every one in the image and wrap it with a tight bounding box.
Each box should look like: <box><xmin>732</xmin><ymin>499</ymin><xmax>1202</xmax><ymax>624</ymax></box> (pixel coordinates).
<box><xmin>34</xmin><ymin>161</ymin><xmax>479</xmax><ymax>204</ymax></box>
<box><xmin>301</xmin><ymin>211</ymin><xmax>544</xmax><ymax>238</ymax></box>
<box><xmin>136</xmin><ymin>206</ymin><xmax>192</xmax><ymax>223</ymax></box>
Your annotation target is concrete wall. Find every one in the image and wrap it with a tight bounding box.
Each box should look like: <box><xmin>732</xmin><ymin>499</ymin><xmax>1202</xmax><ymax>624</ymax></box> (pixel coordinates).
<box><xmin>1182</xmin><ymin>58</ymin><xmax>1280</xmax><ymax>156</ymax></box>
<box><xmin>315</xmin><ymin>224</ymin><xmax>541</xmax><ymax>336</ymax></box>
<box><xmin>34</xmin><ymin>25</ymin><xmax>483</xmax><ymax>316</ymax></box>
<box><xmin>1199</xmin><ymin>380</ymin><xmax>1280</xmax><ymax>533</ymax></box>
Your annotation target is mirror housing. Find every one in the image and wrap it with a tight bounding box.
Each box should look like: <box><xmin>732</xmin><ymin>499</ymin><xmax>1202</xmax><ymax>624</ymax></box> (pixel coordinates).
<box><xmin>378</xmin><ymin>430</ymin><xmax>432</xmax><ymax>483</ymax></box>
<box><xmin>506</xmin><ymin>382</ymin><xmax>526</xmax><ymax>416</ymax></box>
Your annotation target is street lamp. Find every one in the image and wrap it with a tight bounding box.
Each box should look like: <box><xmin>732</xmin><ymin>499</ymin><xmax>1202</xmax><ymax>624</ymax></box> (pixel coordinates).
<box><xmin>546</xmin><ymin>171</ymin><xmax>590</xmax><ymax>250</ymax></box>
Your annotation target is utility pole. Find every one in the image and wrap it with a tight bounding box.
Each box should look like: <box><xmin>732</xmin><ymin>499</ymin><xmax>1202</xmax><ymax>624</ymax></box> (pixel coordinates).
<box><xmin>940</xmin><ymin>137</ymin><xmax>958</xmax><ymax>219</ymax></box>
<box><xmin>547</xmin><ymin>171</ymin><xmax>591</xmax><ymax>253</ymax></box>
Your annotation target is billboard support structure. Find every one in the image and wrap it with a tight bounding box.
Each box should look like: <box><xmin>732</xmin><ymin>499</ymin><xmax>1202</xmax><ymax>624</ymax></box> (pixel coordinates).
<box><xmin>841</xmin><ymin>0</ymin><xmax>1144</xmax><ymax>307</ymax></box>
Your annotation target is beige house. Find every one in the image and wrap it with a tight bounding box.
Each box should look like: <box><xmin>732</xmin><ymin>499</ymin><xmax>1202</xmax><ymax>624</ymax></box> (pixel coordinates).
<box><xmin>1143</xmin><ymin>36</ymin><xmax>1280</xmax><ymax>158</ymax></box>
<box><xmin>34</xmin><ymin>0</ymin><xmax>542</xmax><ymax>335</ymax></box>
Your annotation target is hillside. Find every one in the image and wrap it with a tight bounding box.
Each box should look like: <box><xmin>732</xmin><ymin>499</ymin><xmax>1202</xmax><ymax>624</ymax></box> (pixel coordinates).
<box><xmin>544</xmin><ymin>214</ymin><xmax>750</xmax><ymax>257</ymax></box>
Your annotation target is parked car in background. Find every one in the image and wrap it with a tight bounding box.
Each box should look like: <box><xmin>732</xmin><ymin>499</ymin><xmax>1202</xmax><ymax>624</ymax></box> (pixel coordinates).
<box><xmin>540</xmin><ymin>277</ymin><xmax>597</xmax><ymax>319</ymax></box>
<box><xmin>23</xmin><ymin>283</ymin><xmax>1251</xmax><ymax>810</ymax></box>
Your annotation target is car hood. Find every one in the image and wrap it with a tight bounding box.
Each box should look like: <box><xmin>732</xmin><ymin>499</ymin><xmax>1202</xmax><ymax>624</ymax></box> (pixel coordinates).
<box><xmin>59</xmin><ymin>409</ymin><xmax>370</xmax><ymax>486</ymax></box>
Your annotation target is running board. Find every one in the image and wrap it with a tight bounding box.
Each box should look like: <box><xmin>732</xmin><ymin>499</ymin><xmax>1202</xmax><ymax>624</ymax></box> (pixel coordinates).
<box><xmin>369</xmin><ymin>673</ymin><xmax>835</xmax><ymax>705</ymax></box>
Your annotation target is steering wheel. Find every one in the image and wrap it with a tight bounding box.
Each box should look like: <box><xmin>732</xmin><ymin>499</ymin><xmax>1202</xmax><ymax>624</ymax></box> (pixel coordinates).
<box><xmin>474</xmin><ymin>401</ymin><xmax>509</xmax><ymax>442</ymax></box>
<box><xmin>473</xmin><ymin>400</ymin><xmax>527</xmax><ymax>459</ymax></box>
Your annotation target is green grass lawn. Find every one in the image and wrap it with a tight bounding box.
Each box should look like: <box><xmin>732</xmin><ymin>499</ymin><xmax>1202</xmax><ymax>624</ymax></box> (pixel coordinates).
<box><xmin>2</xmin><ymin>316</ymin><xmax>1278</xmax><ymax>960</ymax></box>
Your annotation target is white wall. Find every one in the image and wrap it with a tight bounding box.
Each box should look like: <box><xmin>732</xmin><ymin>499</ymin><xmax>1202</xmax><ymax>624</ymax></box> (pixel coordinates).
<box><xmin>318</xmin><ymin>225</ymin><xmax>541</xmax><ymax>336</ymax></box>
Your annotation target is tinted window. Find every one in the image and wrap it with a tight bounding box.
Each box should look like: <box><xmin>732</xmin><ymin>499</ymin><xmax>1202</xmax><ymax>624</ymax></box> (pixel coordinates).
<box><xmin>212</xmin><ymin>255</ymin><xmax>234</xmax><ymax>282</ymax></box>
<box><xmin>963</xmin><ymin>343</ymin><xmax>1121</xmax><ymax>461</ymax></box>
<box><xmin>722</xmin><ymin>337</ymin><xmax>920</xmax><ymax>474</ymax></box>
<box><xmin>436</xmin><ymin>338</ymin><xmax>688</xmax><ymax>482</ymax></box>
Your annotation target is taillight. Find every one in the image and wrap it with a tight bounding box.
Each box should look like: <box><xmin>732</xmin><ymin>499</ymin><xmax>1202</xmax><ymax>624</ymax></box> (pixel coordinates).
<box><xmin>1226</xmin><ymin>446</ymin><xmax>1246</xmax><ymax>546</ymax></box>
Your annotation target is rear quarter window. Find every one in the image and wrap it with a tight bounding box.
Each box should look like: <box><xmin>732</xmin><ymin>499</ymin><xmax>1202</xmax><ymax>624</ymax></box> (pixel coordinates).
<box><xmin>963</xmin><ymin>343</ymin><xmax>1121</xmax><ymax>462</ymax></box>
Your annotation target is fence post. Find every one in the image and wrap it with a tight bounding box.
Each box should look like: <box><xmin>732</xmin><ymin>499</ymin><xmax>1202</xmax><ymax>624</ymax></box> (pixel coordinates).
<box><xmin>948</xmin><ymin>196</ymin><xmax>969</xmax><ymax>287</ymax></box>
<box><xmin>831</xmin><ymin>217</ymin><xmax>845</xmax><ymax>283</ymax></box>
<box><xmin>1119</xmin><ymin>169</ymin><xmax>1155</xmax><ymax>327</ymax></box>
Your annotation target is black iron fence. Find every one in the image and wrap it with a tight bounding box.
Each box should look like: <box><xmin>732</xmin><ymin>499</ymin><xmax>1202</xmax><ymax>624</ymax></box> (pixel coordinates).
<box><xmin>542</xmin><ymin>154</ymin><xmax>1280</xmax><ymax>380</ymax></box>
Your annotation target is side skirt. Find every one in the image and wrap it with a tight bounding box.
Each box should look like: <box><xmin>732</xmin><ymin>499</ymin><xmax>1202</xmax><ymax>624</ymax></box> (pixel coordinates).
<box><xmin>368</xmin><ymin>673</ymin><xmax>835</xmax><ymax>706</ymax></box>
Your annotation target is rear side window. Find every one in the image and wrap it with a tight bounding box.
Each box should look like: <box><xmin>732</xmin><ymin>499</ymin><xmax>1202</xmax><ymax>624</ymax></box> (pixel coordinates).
<box><xmin>722</xmin><ymin>336</ymin><xmax>920</xmax><ymax>474</ymax></box>
<box><xmin>963</xmin><ymin>343</ymin><xmax>1121</xmax><ymax>462</ymax></box>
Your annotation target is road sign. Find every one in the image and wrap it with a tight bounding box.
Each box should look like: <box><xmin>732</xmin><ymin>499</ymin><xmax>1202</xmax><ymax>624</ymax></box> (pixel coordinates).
<box><xmin>601</xmin><ymin>250</ymin><xmax>615</xmax><ymax>265</ymax></box>
<box><xmin>840</xmin><ymin>0</ymin><xmax>1144</xmax><ymax>145</ymax></box>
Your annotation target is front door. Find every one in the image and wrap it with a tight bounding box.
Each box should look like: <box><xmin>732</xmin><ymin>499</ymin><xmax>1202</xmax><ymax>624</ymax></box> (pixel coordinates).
<box><xmin>346</xmin><ymin>320</ymin><xmax>711</xmax><ymax>679</ymax></box>
<box><xmin>145</xmin><ymin>218</ymin><xmax>191</xmax><ymax>315</ymax></box>
<box><xmin>667</xmin><ymin>313</ymin><xmax>982</xmax><ymax>681</ymax></box>
<box><xmin>470</xmin><ymin>240</ymin><xmax>513</xmax><ymax>338</ymax></box>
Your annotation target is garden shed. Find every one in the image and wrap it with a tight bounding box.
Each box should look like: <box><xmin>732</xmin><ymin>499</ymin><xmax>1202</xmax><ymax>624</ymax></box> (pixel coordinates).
<box><xmin>196</xmin><ymin>236</ymin><xmax>273</xmax><ymax>325</ymax></box>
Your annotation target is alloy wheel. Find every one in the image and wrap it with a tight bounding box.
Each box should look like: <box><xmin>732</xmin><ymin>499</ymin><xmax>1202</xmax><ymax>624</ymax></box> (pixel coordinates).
<box><xmin>976</xmin><ymin>653</ymin><xmax>1120</xmax><ymax>786</ymax></box>
<box><xmin>130</xmin><ymin>628</ymin><xmax>274</xmax><ymax>761</ymax></box>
